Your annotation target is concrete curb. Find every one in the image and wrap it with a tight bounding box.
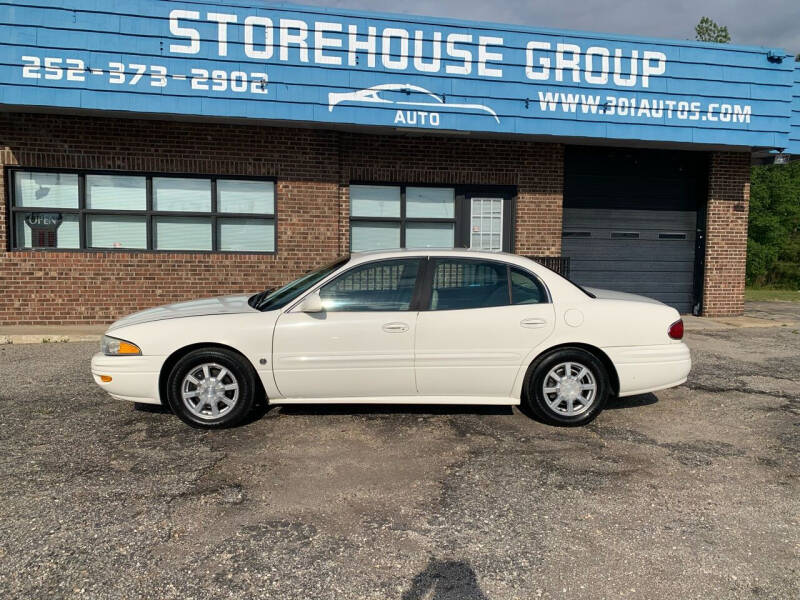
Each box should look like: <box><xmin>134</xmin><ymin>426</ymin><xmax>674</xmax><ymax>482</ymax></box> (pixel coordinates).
<box><xmin>0</xmin><ymin>334</ymin><xmax>102</xmax><ymax>345</ymax></box>
<box><xmin>683</xmin><ymin>315</ymin><xmax>799</xmax><ymax>331</ymax></box>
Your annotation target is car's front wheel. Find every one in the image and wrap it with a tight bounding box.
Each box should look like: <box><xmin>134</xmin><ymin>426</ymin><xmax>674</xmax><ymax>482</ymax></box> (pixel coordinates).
<box><xmin>525</xmin><ymin>348</ymin><xmax>609</xmax><ymax>426</ymax></box>
<box><xmin>166</xmin><ymin>348</ymin><xmax>257</xmax><ymax>428</ymax></box>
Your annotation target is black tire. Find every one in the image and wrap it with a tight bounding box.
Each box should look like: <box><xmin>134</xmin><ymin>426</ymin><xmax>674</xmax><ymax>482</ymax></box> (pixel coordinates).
<box><xmin>166</xmin><ymin>348</ymin><xmax>257</xmax><ymax>429</ymax></box>
<box><xmin>524</xmin><ymin>348</ymin><xmax>609</xmax><ymax>427</ymax></box>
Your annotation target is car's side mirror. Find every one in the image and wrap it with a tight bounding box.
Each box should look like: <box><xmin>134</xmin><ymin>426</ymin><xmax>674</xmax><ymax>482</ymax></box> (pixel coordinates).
<box><xmin>298</xmin><ymin>291</ymin><xmax>324</xmax><ymax>313</ymax></box>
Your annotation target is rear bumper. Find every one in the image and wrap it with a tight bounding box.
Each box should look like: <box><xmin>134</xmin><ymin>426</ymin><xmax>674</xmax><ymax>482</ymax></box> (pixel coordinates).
<box><xmin>90</xmin><ymin>352</ymin><xmax>165</xmax><ymax>405</ymax></box>
<box><xmin>603</xmin><ymin>343</ymin><xmax>691</xmax><ymax>397</ymax></box>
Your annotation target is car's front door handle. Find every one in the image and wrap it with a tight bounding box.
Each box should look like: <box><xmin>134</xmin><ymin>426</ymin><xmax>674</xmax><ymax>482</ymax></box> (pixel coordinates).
<box><xmin>382</xmin><ymin>322</ymin><xmax>409</xmax><ymax>333</ymax></box>
<box><xmin>520</xmin><ymin>318</ymin><xmax>547</xmax><ymax>328</ymax></box>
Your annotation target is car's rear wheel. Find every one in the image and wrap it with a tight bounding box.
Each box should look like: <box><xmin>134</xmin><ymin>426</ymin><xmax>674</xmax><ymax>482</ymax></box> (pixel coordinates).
<box><xmin>166</xmin><ymin>348</ymin><xmax>256</xmax><ymax>429</ymax></box>
<box><xmin>525</xmin><ymin>348</ymin><xmax>609</xmax><ymax>426</ymax></box>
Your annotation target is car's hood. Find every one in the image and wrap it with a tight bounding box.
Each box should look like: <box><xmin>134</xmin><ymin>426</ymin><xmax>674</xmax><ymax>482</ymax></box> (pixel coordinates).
<box><xmin>584</xmin><ymin>287</ymin><xmax>664</xmax><ymax>305</ymax></box>
<box><xmin>107</xmin><ymin>295</ymin><xmax>257</xmax><ymax>331</ymax></box>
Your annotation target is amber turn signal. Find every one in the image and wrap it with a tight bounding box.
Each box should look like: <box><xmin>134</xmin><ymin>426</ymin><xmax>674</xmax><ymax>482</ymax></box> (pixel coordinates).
<box><xmin>99</xmin><ymin>375</ymin><xmax>112</xmax><ymax>382</ymax></box>
<box><xmin>118</xmin><ymin>341</ymin><xmax>140</xmax><ymax>355</ymax></box>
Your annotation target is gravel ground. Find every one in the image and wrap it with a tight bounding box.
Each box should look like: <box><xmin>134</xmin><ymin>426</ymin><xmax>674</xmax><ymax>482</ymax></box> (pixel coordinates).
<box><xmin>0</xmin><ymin>304</ymin><xmax>798</xmax><ymax>599</ymax></box>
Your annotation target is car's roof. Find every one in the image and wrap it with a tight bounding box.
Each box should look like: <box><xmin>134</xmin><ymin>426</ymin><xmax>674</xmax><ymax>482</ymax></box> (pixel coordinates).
<box><xmin>350</xmin><ymin>248</ymin><xmax>526</xmax><ymax>262</ymax></box>
<box><xmin>345</xmin><ymin>248</ymin><xmax>582</xmax><ymax>300</ymax></box>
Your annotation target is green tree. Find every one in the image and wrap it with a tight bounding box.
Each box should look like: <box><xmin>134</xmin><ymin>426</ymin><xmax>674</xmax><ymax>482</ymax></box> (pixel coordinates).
<box><xmin>747</xmin><ymin>162</ymin><xmax>800</xmax><ymax>288</ymax></box>
<box><xmin>695</xmin><ymin>17</ymin><xmax>731</xmax><ymax>43</ymax></box>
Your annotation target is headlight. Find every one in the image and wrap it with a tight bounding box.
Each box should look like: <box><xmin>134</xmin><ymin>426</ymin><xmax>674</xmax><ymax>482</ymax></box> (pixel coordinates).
<box><xmin>101</xmin><ymin>335</ymin><xmax>141</xmax><ymax>356</ymax></box>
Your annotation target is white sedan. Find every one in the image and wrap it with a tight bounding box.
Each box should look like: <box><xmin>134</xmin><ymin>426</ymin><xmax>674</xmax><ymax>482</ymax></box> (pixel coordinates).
<box><xmin>91</xmin><ymin>250</ymin><xmax>690</xmax><ymax>428</ymax></box>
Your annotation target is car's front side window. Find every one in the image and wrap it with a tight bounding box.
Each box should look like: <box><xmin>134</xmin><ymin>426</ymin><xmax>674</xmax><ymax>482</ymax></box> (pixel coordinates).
<box><xmin>320</xmin><ymin>258</ymin><xmax>422</xmax><ymax>312</ymax></box>
<box><xmin>429</xmin><ymin>259</ymin><xmax>509</xmax><ymax>310</ymax></box>
<box><xmin>250</xmin><ymin>256</ymin><xmax>349</xmax><ymax>311</ymax></box>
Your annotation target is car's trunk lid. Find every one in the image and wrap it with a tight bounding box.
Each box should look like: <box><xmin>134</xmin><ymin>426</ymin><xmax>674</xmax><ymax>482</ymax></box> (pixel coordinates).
<box><xmin>583</xmin><ymin>287</ymin><xmax>664</xmax><ymax>305</ymax></box>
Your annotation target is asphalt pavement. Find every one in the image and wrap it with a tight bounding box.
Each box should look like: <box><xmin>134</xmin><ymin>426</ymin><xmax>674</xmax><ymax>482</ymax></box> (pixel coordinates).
<box><xmin>0</xmin><ymin>303</ymin><xmax>798</xmax><ymax>599</ymax></box>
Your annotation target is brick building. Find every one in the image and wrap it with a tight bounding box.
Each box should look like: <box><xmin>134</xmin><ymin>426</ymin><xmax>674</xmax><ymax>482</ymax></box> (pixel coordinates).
<box><xmin>1</xmin><ymin>1</ymin><xmax>798</xmax><ymax>324</ymax></box>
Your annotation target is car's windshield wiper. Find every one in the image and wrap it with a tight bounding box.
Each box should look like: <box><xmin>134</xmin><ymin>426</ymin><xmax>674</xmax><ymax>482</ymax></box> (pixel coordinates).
<box><xmin>248</xmin><ymin>288</ymin><xmax>275</xmax><ymax>311</ymax></box>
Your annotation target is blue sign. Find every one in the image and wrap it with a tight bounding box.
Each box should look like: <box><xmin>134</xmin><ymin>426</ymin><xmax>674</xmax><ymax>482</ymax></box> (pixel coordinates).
<box><xmin>0</xmin><ymin>0</ymin><xmax>796</xmax><ymax>149</ymax></box>
<box><xmin>790</xmin><ymin>65</ymin><xmax>800</xmax><ymax>155</ymax></box>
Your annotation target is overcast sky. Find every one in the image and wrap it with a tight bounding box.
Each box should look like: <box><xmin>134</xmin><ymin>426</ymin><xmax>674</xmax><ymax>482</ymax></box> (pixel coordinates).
<box><xmin>298</xmin><ymin>0</ymin><xmax>799</xmax><ymax>54</ymax></box>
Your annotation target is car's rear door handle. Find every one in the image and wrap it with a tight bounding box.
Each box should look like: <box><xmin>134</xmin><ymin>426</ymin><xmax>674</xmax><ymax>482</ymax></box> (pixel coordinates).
<box><xmin>520</xmin><ymin>318</ymin><xmax>547</xmax><ymax>328</ymax></box>
<box><xmin>382</xmin><ymin>322</ymin><xmax>409</xmax><ymax>333</ymax></box>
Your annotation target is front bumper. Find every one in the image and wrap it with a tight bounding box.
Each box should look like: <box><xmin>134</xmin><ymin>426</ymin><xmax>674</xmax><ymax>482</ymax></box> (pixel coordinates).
<box><xmin>90</xmin><ymin>352</ymin><xmax>166</xmax><ymax>404</ymax></box>
<box><xmin>604</xmin><ymin>343</ymin><xmax>692</xmax><ymax>397</ymax></box>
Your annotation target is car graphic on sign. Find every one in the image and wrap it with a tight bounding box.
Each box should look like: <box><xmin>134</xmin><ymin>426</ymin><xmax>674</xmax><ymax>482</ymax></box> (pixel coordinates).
<box><xmin>328</xmin><ymin>83</ymin><xmax>500</xmax><ymax>124</ymax></box>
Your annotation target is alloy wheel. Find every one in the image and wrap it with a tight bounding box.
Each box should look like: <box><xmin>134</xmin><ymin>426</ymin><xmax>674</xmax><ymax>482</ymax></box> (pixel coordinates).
<box><xmin>541</xmin><ymin>361</ymin><xmax>597</xmax><ymax>417</ymax></box>
<box><xmin>181</xmin><ymin>362</ymin><xmax>240</xmax><ymax>420</ymax></box>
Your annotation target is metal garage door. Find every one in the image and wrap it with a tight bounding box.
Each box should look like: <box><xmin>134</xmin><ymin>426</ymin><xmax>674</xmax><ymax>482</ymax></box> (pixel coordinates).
<box><xmin>563</xmin><ymin>147</ymin><xmax>707</xmax><ymax>314</ymax></box>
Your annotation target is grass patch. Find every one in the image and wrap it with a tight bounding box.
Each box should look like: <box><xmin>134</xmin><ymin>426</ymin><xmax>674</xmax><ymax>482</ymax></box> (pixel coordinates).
<box><xmin>745</xmin><ymin>288</ymin><xmax>800</xmax><ymax>302</ymax></box>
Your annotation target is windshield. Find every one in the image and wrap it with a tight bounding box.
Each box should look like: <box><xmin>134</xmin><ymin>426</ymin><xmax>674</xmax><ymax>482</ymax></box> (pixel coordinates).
<box><xmin>249</xmin><ymin>256</ymin><xmax>350</xmax><ymax>312</ymax></box>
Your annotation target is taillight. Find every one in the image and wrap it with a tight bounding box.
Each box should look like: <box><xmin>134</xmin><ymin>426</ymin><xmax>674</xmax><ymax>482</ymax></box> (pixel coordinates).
<box><xmin>668</xmin><ymin>319</ymin><xmax>684</xmax><ymax>340</ymax></box>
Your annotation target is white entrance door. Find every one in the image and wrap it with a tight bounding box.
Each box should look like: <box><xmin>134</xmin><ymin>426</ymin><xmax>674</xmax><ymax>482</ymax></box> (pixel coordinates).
<box><xmin>469</xmin><ymin>197</ymin><xmax>504</xmax><ymax>252</ymax></box>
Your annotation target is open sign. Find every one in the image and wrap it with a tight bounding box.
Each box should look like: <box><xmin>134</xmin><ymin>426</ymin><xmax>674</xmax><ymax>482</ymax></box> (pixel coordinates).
<box><xmin>24</xmin><ymin>212</ymin><xmax>62</xmax><ymax>229</ymax></box>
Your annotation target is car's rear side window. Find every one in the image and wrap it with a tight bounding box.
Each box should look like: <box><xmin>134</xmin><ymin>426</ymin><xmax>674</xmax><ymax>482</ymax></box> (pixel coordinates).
<box><xmin>320</xmin><ymin>258</ymin><xmax>421</xmax><ymax>311</ymax></box>
<box><xmin>429</xmin><ymin>259</ymin><xmax>509</xmax><ymax>310</ymax></box>
<box><xmin>510</xmin><ymin>267</ymin><xmax>548</xmax><ymax>305</ymax></box>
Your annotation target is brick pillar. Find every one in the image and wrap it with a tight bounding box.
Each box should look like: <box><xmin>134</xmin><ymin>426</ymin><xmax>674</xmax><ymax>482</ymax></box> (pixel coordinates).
<box><xmin>702</xmin><ymin>151</ymin><xmax>750</xmax><ymax>316</ymax></box>
<box><xmin>515</xmin><ymin>144</ymin><xmax>564</xmax><ymax>257</ymax></box>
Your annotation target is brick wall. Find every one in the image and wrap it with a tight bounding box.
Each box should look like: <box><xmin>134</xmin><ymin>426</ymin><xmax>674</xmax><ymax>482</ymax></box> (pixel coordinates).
<box><xmin>702</xmin><ymin>151</ymin><xmax>751</xmax><ymax>317</ymax></box>
<box><xmin>0</xmin><ymin>112</ymin><xmax>564</xmax><ymax>325</ymax></box>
